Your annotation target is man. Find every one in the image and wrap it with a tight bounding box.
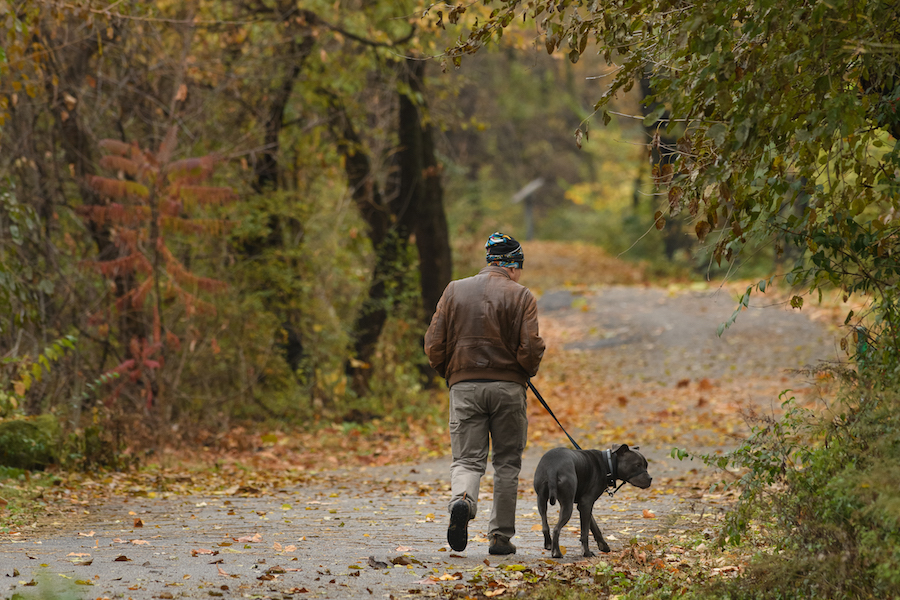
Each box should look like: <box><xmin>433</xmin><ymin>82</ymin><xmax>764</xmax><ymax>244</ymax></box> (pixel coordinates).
<box><xmin>424</xmin><ymin>232</ymin><xmax>545</xmax><ymax>555</ymax></box>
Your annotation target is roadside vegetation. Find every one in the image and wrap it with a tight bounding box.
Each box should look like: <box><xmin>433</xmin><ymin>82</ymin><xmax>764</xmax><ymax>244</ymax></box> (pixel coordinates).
<box><xmin>3</xmin><ymin>0</ymin><xmax>899</xmax><ymax>598</ymax></box>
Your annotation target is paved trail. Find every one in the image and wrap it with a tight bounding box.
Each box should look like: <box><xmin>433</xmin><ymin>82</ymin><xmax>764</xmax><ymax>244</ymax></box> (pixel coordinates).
<box><xmin>1</xmin><ymin>285</ymin><xmax>841</xmax><ymax>600</ymax></box>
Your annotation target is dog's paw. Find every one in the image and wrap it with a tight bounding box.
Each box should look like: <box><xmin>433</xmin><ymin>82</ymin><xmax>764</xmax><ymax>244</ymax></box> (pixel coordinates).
<box><xmin>551</xmin><ymin>549</ymin><xmax>563</xmax><ymax>559</ymax></box>
<box><xmin>599</xmin><ymin>543</ymin><xmax>611</xmax><ymax>553</ymax></box>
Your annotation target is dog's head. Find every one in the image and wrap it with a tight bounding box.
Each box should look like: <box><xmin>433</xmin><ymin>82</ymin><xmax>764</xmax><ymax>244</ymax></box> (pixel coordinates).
<box><xmin>612</xmin><ymin>444</ymin><xmax>652</xmax><ymax>489</ymax></box>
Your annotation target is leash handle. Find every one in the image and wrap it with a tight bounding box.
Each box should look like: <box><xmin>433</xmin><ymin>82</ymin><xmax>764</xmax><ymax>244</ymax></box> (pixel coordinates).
<box><xmin>527</xmin><ymin>381</ymin><xmax>581</xmax><ymax>450</ymax></box>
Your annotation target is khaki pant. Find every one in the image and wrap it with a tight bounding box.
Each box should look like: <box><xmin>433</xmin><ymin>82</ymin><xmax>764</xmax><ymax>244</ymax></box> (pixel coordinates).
<box><xmin>448</xmin><ymin>380</ymin><xmax>528</xmax><ymax>540</ymax></box>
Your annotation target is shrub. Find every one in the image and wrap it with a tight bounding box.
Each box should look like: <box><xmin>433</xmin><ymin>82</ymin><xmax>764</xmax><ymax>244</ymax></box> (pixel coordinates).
<box><xmin>693</xmin><ymin>366</ymin><xmax>900</xmax><ymax>599</ymax></box>
<box><xmin>0</xmin><ymin>414</ymin><xmax>60</xmax><ymax>470</ymax></box>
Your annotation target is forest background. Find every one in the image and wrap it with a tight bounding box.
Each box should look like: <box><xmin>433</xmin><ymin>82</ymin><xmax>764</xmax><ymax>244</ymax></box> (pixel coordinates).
<box><xmin>3</xmin><ymin>1</ymin><xmax>900</xmax><ymax>598</ymax></box>
<box><xmin>0</xmin><ymin>0</ymin><xmax>683</xmax><ymax>463</ymax></box>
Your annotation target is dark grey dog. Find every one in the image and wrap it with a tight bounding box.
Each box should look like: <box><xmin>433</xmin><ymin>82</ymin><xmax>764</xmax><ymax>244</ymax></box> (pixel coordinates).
<box><xmin>534</xmin><ymin>444</ymin><xmax>652</xmax><ymax>558</ymax></box>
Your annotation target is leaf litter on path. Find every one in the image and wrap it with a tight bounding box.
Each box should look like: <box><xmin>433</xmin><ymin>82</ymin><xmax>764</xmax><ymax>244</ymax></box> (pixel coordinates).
<box><xmin>1</xmin><ymin>275</ymin><xmax>843</xmax><ymax>599</ymax></box>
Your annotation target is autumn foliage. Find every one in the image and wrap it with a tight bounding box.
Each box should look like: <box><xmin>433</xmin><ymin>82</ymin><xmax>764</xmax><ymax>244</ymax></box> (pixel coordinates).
<box><xmin>78</xmin><ymin>128</ymin><xmax>236</xmax><ymax>407</ymax></box>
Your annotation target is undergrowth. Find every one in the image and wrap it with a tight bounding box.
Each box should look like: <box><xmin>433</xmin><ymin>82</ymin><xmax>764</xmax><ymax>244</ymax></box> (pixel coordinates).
<box><xmin>671</xmin><ymin>362</ymin><xmax>900</xmax><ymax>599</ymax></box>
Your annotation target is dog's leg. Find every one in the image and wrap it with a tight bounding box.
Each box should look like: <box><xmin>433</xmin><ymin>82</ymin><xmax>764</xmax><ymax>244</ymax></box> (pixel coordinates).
<box><xmin>537</xmin><ymin>493</ymin><xmax>552</xmax><ymax>550</ymax></box>
<box><xmin>589</xmin><ymin>514</ymin><xmax>611</xmax><ymax>553</ymax></box>
<box><xmin>551</xmin><ymin>500</ymin><xmax>574</xmax><ymax>559</ymax></box>
<box><xmin>577</xmin><ymin>501</ymin><xmax>596</xmax><ymax>557</ymax></box>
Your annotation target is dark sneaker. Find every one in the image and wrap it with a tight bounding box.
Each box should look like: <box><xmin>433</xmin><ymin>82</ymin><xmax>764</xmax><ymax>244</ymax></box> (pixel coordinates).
<box><xmin>488</xmin><ymin>535</ymin><xmax>516</xmax><ymax>555</ymax></box>
<box><xmin>447</xmin><ymin>499</ymin><xmax>469</xmax><ymax>551</ymax></box>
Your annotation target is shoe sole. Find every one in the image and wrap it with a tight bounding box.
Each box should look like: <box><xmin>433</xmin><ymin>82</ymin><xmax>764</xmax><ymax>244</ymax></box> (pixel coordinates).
<box><xmin>447</xmin><ymin>501</ymin><xmax>469</xmax><ymax>552</ymax></box>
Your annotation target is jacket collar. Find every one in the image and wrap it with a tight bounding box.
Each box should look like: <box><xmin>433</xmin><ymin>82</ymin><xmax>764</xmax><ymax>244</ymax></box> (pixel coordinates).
<box><xmin>479</xmin><ymin>265</ymin><xmax>513</xmax><ymax>279</ymax></box>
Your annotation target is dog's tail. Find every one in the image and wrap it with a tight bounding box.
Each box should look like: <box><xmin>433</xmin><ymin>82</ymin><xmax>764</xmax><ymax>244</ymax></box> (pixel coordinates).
<box><xmin>548</xmin><ymin>477</ymin><xmax>558</xmax><ymax>506</ymax></box>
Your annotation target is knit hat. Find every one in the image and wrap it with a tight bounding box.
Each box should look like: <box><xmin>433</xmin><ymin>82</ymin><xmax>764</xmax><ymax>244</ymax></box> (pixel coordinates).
<box><xmin>485</xmin><ymin>232</ymin><xmax>524</xmax><ymax>269</ymax></box>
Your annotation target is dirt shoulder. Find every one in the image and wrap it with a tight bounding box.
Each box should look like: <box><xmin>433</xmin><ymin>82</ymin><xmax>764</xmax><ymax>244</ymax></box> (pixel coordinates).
<box><xmin>0</xmin><ymin>283</ymin><xmax>843</xmax><ymax>600</ymax></box>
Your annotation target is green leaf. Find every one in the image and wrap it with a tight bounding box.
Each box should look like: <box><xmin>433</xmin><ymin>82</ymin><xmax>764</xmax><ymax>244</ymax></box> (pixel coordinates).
<box><xmin>709</xmin><ymin>123</ymin><xmax>728</xmax><ymax>147</ymax></box>
<box><xmin>642</xmin><ymin>104</ymin><xmax>666</xmax><ymax>127</ymax></box>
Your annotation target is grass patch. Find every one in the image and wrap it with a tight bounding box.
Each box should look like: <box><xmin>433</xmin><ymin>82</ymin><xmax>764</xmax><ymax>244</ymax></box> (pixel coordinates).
<box><xmin>0</xmin><ymin>467</ymin><xmax>62</xmax><ymax>532</ymax></box>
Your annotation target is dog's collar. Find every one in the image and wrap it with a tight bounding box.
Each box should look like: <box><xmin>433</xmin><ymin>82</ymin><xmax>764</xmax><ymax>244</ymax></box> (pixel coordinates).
<box><xmin>603</xmin><ymin>448</ymin><xmax>626</xmax><ymax>497</ymax></box>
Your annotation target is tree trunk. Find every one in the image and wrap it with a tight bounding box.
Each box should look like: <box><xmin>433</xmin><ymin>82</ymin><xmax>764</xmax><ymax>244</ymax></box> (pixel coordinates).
<box><xmin>330</xmin><ymin>58</ymin><xmax>452</xmax><ymax>395</ymax></box>
<box><xmin>240</xmin><ymin>28</ymin><xmax>316</xmax><ymax>375</ymax></box>
<box><xmin>408</xmin><ymin>63</ymin><xmax>452</xmax><ymax>325</ymax></box>
<box><xmin>638</xmin><ymin>74</ymin><xmax>690</xmax><ymax>261</ymax></box>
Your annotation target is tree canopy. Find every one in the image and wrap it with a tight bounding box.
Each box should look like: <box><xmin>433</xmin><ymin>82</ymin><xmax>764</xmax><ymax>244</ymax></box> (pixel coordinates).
<box><xmin>448</xmin><ymin>0</ymin><xmax>900</xmax><ymax>357</ymax></box>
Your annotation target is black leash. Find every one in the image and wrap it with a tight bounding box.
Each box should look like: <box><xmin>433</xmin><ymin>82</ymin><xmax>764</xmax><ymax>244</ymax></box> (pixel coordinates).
<box><xmin>527</xmin><ymin>380</ymin><xmax>581</xmax><ymax>450</ymax></box>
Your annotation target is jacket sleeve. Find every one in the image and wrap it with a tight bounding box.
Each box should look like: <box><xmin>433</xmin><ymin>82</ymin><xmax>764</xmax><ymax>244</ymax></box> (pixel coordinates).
<box><xmin>424</xmin><ymin>290</ymin><xmax>449</xmax><ymax>378</ymax></box>
<box><xmin>516</xmin><ymin>290</ymin><xmax>545</xmax><ymax>377</ymax></box>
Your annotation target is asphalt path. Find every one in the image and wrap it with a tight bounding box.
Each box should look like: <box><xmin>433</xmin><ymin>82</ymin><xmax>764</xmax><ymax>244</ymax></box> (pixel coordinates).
<box><xmin>1</xmin><ymin>285</ymin><xmax>841</xmax><ymax>600</ymax></box>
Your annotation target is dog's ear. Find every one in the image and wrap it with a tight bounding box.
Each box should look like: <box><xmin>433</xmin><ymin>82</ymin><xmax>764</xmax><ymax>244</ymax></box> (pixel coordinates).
<box><xmin>612</xmin><ymin>443</ymin><xmax>628</xmax><ymax>454</ymax></box>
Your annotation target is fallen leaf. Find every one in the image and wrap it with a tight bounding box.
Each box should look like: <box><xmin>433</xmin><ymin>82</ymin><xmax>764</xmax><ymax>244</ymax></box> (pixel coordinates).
<box><xmin>131</xmin><ymin>540</ymin><xmax>150</xmax><ymax>545</ymax></box>
<box><xmin>531</xmin><ymin>524</ymin><xmax>543</xmax><ymax>531</ymax></box>
<box><xmin>77</xmin><ymin>531</ymin><xmax>95</xmax><ymax>537</ymax></box>
<box><xmin>191</xmin><ymin>549</ymin><xmax>218</xmax><ymax>556</ymax></box>
<box><xmin>283</xmin><ymin>545</ymin><xmax>297</xmax><ymax>553</ymax></box>
<box><xmin>712</xmin><ymin>565</ymin><xmax>740</xmax><ymax>575</ymax></box>
<box><xmin>133</xmin><ymin>518</ymin><xmax>143</xmax><ymax>528</ymax></box>
<box><xmin>217</xmin><ymin>566</ymin><xmax>230</xmax><ymax>577</ymax></box>
<box><xmin>233</xmin><ymin>533</ymin><xmax>262</xmax><ymax>543</ymax></box>
<box><xmin>391</xmin><ymin>556</ymin><xmax>412</xmax><ymax>565</ymax></box>
<box><xmin>367</xmin><ymin>556</ymin><xmax>389</xmax><ymax>569</ymax></box>
<box><xmin>642</xmin><ymin>509</ymin><xmax>657</xmax><ymax>519</ymax></box>
<box><xmin>114</xmin><ymin>555</ymin><xmax>131</xmax><ymax>562</ymax></box>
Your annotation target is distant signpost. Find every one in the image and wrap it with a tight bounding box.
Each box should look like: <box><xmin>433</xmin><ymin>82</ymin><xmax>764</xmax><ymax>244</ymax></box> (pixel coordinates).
<box><xmin>511</xmin><ymin>177</ymin><xmax>545</xmax><ymax>241</ymax></box>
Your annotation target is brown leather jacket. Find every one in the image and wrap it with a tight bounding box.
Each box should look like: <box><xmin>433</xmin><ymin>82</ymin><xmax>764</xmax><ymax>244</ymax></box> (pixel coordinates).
<box><xmin>424</xmin><ymin>266</ymin><xmax>545</xmax><ymax>387</ymax></box>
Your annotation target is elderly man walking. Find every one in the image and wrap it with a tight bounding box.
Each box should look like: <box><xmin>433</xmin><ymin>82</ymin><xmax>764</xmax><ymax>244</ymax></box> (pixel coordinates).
<box><xmin>424</xmin><ymin>232</ymin><xmax>545</xmax><ymax>555</ymax></box>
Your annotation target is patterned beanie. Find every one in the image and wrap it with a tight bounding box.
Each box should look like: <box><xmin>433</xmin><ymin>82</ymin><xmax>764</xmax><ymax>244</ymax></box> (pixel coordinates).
<box><xmin>485</xmin><ymin>232</ymin><xmax>524</xmax><ymax>269</ymax></box>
